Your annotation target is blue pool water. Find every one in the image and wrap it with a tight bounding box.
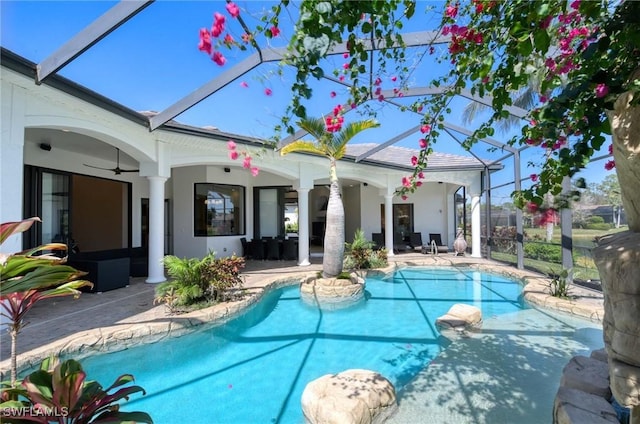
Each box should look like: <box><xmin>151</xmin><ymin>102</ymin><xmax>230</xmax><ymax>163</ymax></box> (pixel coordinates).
<box><xmin>79</xmin><ymin>268</ymin><xmax>600</xmax><ymax>423</ymax></box>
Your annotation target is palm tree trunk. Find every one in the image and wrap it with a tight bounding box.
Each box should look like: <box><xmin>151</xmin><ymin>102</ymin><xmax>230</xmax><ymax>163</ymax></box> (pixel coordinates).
<box><xmin>322</xmin><ymin>159</ymin><xmax>345</xmax><ymax>278</ymax></box>
<box><xmin>10</xmin><ymin>328</ymin><xmax>17</xmax><ymax>387</ymax></box>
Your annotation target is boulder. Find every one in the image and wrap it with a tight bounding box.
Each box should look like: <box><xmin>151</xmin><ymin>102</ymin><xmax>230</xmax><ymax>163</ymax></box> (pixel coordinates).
<box><xmin>560</xmin><ymin>355</ymin><xmax>611</xmax><ymax>400</ymax></box>
<box><xmin>436</xmin><ymin>304</ymin><xmax>482</xmax><ymax>329</ymax></box>
<box><xmin>591</xmin><ymin>348</ymin><xmax>608</xmax><ymax>363</ymax></box>
<box><xmin>300</xmin><ymin>274</ymin><xmax>365</xmax><ymax>310</ymax></box>
<box><xmin>593</xmin><ymin>230</ymin><xmax>640</xmax><ymax>408</ymax></box>
<box><xmin>553</xmin><ymin>387</ymin><xmax>619</xmax><ymax>424</ymax></box>
<box><xmin>301</xmin><ymin>369</ymin><xmax>397</xmax><ymax>424</ymax></box>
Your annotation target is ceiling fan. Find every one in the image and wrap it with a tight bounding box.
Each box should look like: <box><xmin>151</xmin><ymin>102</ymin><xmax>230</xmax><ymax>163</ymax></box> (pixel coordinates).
<box><xmin>84</xmin><ymin>148</ymin><xmax>139</xmax><ymax>175</ymax></box>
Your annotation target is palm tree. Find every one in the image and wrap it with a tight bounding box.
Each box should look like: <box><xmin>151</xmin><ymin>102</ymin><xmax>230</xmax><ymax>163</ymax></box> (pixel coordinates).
<box><xmin>280</xmin><ymin>117</ymin><xmax>379</xmax><ymax>278</ymax></box>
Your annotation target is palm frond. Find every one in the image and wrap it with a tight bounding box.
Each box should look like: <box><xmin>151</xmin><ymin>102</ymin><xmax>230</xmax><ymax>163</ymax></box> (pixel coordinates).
<box><xmin>332</xmin><ymin>120</ymin><xmax>379</xmax><ymax>159</ymax></box>
<box><xmin>297</xmin><ymin>117</ymin><xmax>330</xmax><ymax>141</ymax></box>
<box><xmin>280</xmin><ymin>140</ymin><xmax>327</xmax><ymax>157</ymax></box>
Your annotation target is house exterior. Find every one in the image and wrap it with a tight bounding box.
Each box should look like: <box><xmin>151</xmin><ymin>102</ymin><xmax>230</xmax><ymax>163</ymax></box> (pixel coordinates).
<box><xmin>1</xmin><ymin>48</ymin><xmax>501</xmax><ymax>283</ymax></box>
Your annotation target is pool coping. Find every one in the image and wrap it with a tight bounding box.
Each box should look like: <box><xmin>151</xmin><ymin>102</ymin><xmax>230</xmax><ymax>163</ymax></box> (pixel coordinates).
<box><xmin>0</xmin><ymin>258</ymin><xmax>604</xmax><ymax>377</ymax></box>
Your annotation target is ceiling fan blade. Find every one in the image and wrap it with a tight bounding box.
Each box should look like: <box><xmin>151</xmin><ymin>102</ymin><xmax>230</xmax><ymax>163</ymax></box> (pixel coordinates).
<box><xmin>83</xmin><ymin>164</ymin><xmax>114</xmax><ymax>171</ymax></box>
<box><xmin>117</xmin><ymin>168</ymin><xmax>139</xmax><ymax>173</ymax></box>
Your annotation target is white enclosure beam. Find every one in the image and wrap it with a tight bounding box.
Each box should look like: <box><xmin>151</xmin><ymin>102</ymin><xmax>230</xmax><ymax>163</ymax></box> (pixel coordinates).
<box><xmin>36</xmin><ymin>1</ymin><xmax>153</xmax><ymax>84</ymax></box>
<box><xmin>442</xmin><ymin>121</ymin><xmax>518</xmax><ymax>153</ymax></box>
<box><xmin>149</xmin><ymin>53</ymin><xmax>262</xmax><ymax>130</ymax></box>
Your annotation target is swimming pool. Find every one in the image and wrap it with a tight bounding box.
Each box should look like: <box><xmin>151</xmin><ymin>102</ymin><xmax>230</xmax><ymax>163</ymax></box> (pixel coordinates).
<box><xmin>80</xmin><ymin>267</ymin><xmax>603</xmax><ymax>423</ymax></box>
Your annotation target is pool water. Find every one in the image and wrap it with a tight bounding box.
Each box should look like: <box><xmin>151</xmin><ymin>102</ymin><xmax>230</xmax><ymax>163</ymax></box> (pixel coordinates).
<box><xmin>80</xmin><ymin>268</ymin><xmax>602</xmax><ymax>424</ymax></box>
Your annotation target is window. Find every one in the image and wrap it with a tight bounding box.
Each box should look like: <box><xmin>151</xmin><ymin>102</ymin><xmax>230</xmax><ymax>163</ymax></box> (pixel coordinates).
<box><xmin>380</xmin><ymin>203</ymin><xmax>414</xmax><ymax>236</ymax></box>
<box><xmin>194</xmin><ymin>184</ymin><xmax>245</xmax><ymax>236</ymax></box>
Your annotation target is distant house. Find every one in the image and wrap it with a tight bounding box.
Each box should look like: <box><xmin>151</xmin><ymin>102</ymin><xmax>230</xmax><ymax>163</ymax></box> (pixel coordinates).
<box><xmin>575</xmin><ymin>205</ymin><xmax>626</xmax><ymax>226</ymax></box>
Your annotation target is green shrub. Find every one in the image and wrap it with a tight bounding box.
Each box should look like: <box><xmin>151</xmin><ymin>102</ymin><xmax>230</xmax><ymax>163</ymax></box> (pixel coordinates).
<box><xmin>585</xmin><ymin>223</ymin><xmax>611</xmax><ymax>230</ymax></box>
<box><xmin>524</xmin><ymin>242</ymin><xmax>562</xmax><ymax>263</ymax></box>
<box><xmin>344</xmin><ymin>229</ymin><xmax>388</xmax><ymax>270</ymax></box>
<box><xmin>588</xmin><ymin>215</ymin><xmax>605</xmax><ymax>224</ymax></box>
<box><xmin>155</xmin><ymin>251</ymin><xmax>245</xmax><ymax>312</ymax></box>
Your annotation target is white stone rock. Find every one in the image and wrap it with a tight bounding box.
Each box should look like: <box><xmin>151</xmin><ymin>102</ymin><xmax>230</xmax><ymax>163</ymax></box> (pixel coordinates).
<box><xmin>560</xmin><ymin>355</ymin><xmax>612</xmax><ymax>400</ymax></box>
<box><xmin>301</xmin><ymin>369</ymin><xmax>397</xmax><ymax>424</ymax></box>
<box><xmin>436</xmin><ymin>304</ymin><xmax>482</xmax><ymax>329</ymax></box>
<box><xmin>553</xmin><ymin>387</ymin><xmax>619</xmax><ymax>424</ymax></box>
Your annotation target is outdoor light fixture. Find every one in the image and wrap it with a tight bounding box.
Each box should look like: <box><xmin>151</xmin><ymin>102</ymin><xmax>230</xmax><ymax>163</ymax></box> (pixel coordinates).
<box><xmin>224</xmin><ymin>167</ymin><xmax>231</xmax><ymax>173</ymax></box>
<box><xmin>39</xmin><ymin>142</ymin><xmax>52</xmax><ymax>151</ymax></box>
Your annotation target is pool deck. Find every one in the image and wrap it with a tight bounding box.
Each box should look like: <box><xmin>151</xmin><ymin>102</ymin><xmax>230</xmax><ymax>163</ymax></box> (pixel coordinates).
<box><xmin>0</xmin><ymin>253</ymin><xmax>604</xmax><ymax>378</ymax></box>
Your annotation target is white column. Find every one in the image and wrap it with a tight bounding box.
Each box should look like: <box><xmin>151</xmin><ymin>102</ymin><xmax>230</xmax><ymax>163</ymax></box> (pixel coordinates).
<box><xmin>384</xmin><ymin>194</ymin><xmax>394</xmax><ymax>256</ymax></box>
<box><xmin>297</xmin><ymin>188</ymin><xmax>311</xmax><ymax>266</ymax></box>
<box><xmin>0</xmin><ymin>84</ymin><xmax>26</xmax><ymax>253</ymax></box>
<box><xmin>470</xmin><ymin>193</ymin><xmax>481</xmax><ymax>258</ymax></box>
<box><xmin>146</xmin><ymin>176</ymin><xmax>167</xmax><ymax>283</ymax></box>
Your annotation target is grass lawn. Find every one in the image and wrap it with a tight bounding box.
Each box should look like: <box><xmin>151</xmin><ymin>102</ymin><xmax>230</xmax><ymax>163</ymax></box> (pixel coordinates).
<box><xmin>524</xmin><ymin>226</ymin><xmax>629</xmax><ymax>248</ymax></box>
<box><xmin>491</xmin><ymin>251</ymin><xmax>602</xmax><ymax>282</ymax></box>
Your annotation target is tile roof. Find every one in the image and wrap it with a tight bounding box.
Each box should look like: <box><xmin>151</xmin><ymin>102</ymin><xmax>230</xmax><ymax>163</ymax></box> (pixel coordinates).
<box><xmin>345</xmin><ymin>143</ymin><xmax>496</xmax><ymax>171</ymax></box>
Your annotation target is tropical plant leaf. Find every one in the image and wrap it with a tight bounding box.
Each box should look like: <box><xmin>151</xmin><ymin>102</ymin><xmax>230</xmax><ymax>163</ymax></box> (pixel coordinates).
<box><xmin>0</xmin><ymin>218</ymin><xmax>40</xmax><ymax>245</ymax></box>
<box><xmin>91</xmin><ymin>410</ymin><xmax>154</xmax><ymax>424</ymax></box>
<box><xmin>332</xmin><ymin>120</ymin><xmax>380</xmax><ymax>159</ymax></box>
<box><xmin>1</xmin><ymin>256</ymin><xmax>69</xmax><ymax>281</ymax></box>
<box><xmin>1</xmin><ymin>266</ymin><xmax>88</xmax><ymax>295</ymax></box>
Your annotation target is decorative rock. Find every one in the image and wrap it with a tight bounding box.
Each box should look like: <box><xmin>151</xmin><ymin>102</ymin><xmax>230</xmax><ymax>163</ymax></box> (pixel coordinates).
<box><xmin>609</xmin><ymin>357</ymin><xmax>640</xmax><ymax>407</ymax></box>
<box><xmin>301</xmin><ymin>369</ymin><xmax>397</xmax><ymax>424</ymax></box>
<box><xmin>591</xmin><ymin>348</ymin><xmax>608</xmax><ymax>363</ymax></box>
<box><xmin>300</xmin><ymin>274</ymin><xmax>365</xmax><ymax>310</ymax></box>
<box><xmin>593</xmin><ymin>230</ymin><xmax>640</xmax><ymax>409</ymax></box>
<box><xmin>560</xmin><ymin>356</ymin><xmax>612</xmax><ymax>400</ymax></box>
<box><xmin>436</xmin><ymin>304</ymin><xmax>482</xmax><ymax>329</ymax></box>
<box><xmin>553</xmin><ymin>387</ymin><xmax>619</xmax><ymax>424</ymax></box>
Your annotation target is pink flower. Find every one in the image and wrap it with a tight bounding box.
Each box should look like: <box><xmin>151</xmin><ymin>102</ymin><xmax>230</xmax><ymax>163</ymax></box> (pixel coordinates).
<box><xmin>482</xmin><ymin>76</ymin><xmax>490</xmax><ymax>84</ymax></box>
<box><xmin>264</xmin><ymin>88</ymin><xmax>272</xmax><ymax>96</ymax></box>
<box><xmin>402</xmin><ymin>176</ymin><xmax>412</xmax><ymax>188</ymax></box>
<box><xmin>416</xmin><ymin>181</ymin><xmax>423</xmax><ymax>187</ymax></box>
<box><xmin>374</xmin><ymin>77</ymin><xmax>382</xmax><ymax>86</ymax></box>
<box><xmin>343</xmin><ymin>52</ymin><xmax>349</xmax><ymax>59</ymax></box>
<box><xmin>211</xmin><ymin>12</ymin><xmax>225</xmax><ymax>37</ymax></box>
<box><xmin>198</xmin><ymin>28</ymin><xmax>212</xmax><ymax>54</ymax></box>
<box><xmin>608</xmin><ymin>144</ymin><xmax>613</xmax><ymax>155</ymax></box>
<box><xmin>243</xmin><ymin>156</ymin><xmax>252</xmax><ymax>169</ymax></box>
<box><xmin>342</xmin><ymin>63</ymin><xmax>350</xmax><ymax>70</ymax></box>
<box><xmin>530</xmin><ymin>174</ymin><xmax>538</xmax><ymax>182</ymax></box>
<box><xmin>420</xmin><ymin>124</ymin><xmax>431</xmax><ymax>134</ymax></box>
<box><xmin>227</xmin><ymin>140</ymin><xmax>237</xmax><ymax>150</ymax></box>
<box><xmin>226</xmin><ymin>2</ymin><xmax>240</xmax><ymax>18</ymax></box>
<box><xmin>240</xmin><ymin>81</ymin><xmax>248</xmax><ymax>88</ymax></box>
<box><xmin>418</xmin><ymin>172</ymin><xmax>424</xmax><ymax>179</ymax></box>
<box><xmin>270</xmin><ymin>26</ymin><xmax>280</xmax><ymax>37</ymax></box>
<box><xmin>411</xmin><ymin>156</ymin><xmax>418</xmax><ymax>166</ymax></box>
<box><xmin>241</xmin><ymin>33</ymin><xmax>252</xmax><ymax>44</ymax></box>
<box><xmin>330</xmin><ymin>91</ymin><xmax>336</xmax><ymax>98</ymax></box>
<box><xmin>419</xmin><ymin>138</ymin><xmax>428</xmax><ymax>148</ymax></box>
<box><xmin>391</xmin><ymin>76</ymin><xmax>397</xmax><ymax>82</ymax></box>
<box><xmin>526</xmin><ymin>202</ymin><xmax>538</xmax><ymax>213</ymax></box>
<box><xmin>595</xmin><ymin>83</ymin><xmax>609</xmax><ymax>98</ymax></box>
<box><xmin>445</xmin><ymin>4</ymin><xmax>458</xmax><ymax>18</ymax></box>
<box><xmin>570</xmin><ymin>0</ymin><xmax>581</xmax><ymax>10</ymax></box>
<box><xmin>223</xmin><ymin>33</ymin><xmax>234</xmax><ymax>46</ymax></box>
<box><xmin>351</xmin><ymin>103</ymin><xmax>357</xmax><ymax>109</ymax></box>
<box><xmin>401</xmin><ymin>195</ymin><xmax>408</xmax><ymax>201</ymax></box>
<box><xmin>339</xmin><ymin>75</ymin><xmax>345</xmax><ymax>82</ymax></box>
<box><xmin>211</xmin><ymin>24</ymin><xmax>223</xmax><ymax>38</ymax></box>
<box><xmin>417</xmin><ymin>105</ymin><xmax>424</xmax><ymax>113</ymax></box>
<box><xmin>604</xmin><ymin>160</ymin><xmax>615</xmax><ymax>170</ymax></box>
<box><xmin>250</xmin><ymin>167</ymin><xmax>260</xmax><ymax>177</ymax></box>
<box><xmin>211</xmin><ymin>51</ymin><xmax>226</xmax><ymax>66</ymax></box>
<box><xmin>377</xmin><ymin>94</ymin><xmax>385</xmax><ymax>102</ymax></box>
<box><xmin>214</xmin><ymin>12</ymin><xmax>226</xmax><ymax>26</ymax></box>
<box><xmin>229</xmin><ymin>150</ymin><xmax>239</xmax><ymax>160</ymax></box>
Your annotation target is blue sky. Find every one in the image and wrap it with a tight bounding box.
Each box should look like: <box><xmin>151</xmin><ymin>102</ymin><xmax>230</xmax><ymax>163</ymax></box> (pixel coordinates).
<box><xmin>1</xmin><ymin>1</ymin><xmax>614</xmax><ymax>202</ymax></box>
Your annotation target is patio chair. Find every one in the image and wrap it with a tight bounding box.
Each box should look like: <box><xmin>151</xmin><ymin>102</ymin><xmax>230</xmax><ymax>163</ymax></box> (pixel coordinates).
<box><xmin>428</xmin><ymin>233</ymin><xmax>449</xmax><ymax>254</ymax></box>
<box><xmin>393</xmin><ymin>232</ymin><xmax>411</xmax><ymax>253</ymax></box>
<box><xmin>371</xmin><ymin>232</ymin><xmax>384</xmax><ymax>250</ymax></box>
<box><xmin>240</xmin><ymin>237</ymin><xmax>250</xmax><ymax>258</ymax></box>
<box><xmin>282</xmin><ymin>238</ymin><xmax>297</xmax><ymax>260</ymax></box>
<box><xmin>249</xmin><ymin>239</ymin><xmax>265</xmax><ymax>260</ymax></box>
<box><xmin>409</xmin><ymin>232</ymin><xmax>427</xmax><ymax>253</ymax></box>
<box><xmin>266</xmin><ymin>238</ymin><xmax>281</xmax><ymax>260</ymax></box>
